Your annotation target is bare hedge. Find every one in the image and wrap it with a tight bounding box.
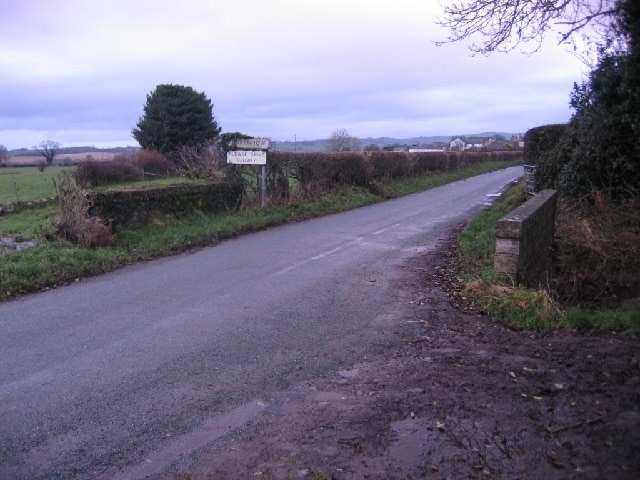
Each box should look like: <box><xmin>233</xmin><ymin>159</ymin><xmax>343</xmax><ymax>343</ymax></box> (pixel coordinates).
<box><xmin>269</xmin><ymin>150</ymin><xmax>521</xmax><ymax>190</ymax></box>
<box><xmin>74</xmin><ymin>150</ymin><xmax>177</xmax><ymax>188</ymax></box>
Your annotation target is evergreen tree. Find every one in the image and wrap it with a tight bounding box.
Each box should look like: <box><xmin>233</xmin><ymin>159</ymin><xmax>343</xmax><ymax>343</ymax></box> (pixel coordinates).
<box><xmin>560</xmin><ymin>0</ymin><xmax>640</xmax><ymax>199</ymax></box>
<box><xmin>132</xmin><ymin>84</ymin><xmax>221</xmax><ymax>162</ymax></box>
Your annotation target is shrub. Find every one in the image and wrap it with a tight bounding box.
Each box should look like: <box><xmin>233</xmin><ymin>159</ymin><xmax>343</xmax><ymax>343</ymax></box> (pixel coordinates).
<box><xmin>369</xmin><ymin>151</ymin><xmax>415</xmax><ymax>179</ymax></box>
<box><xmin>523</xmin><ymin>124</ymin><xmax>570</xmax><ymax>191</ymax></box>
<box><xmin>553</xmin><ymin>193</ymin><xmax>640</xmax><ymax>308</ymax></box>
<box><xmin>413</xmin><ymin>151</ymin><xmax>450</xmax><ymax>172</ymax></box>
<box><xmin>266</xmin><ymin>152</ymin><xmax>290</xmax><ymax>203</ymax></box>
<box><xmin>74</xmin><ymin>156</ymin><xmax>143</xmax><ymax>187</ymax></box>
<box><xmin>53</xmin><ymin>172</ymin><xmax>114</xmax><ymax>248</ymax></box>
<box><xmin>287</xmin><ymin>152</ymin><xmax>373</xmax><ymax>188</ymax></box>
<box><xmin>329</xmin><ymin>152</ymin><xmax>373</xmax><ymax>185</ymax></box>
<box><xmin>523</xmin><ymin>124</ymin><xmax>567</xmax><ymax>164</ymax></box>
<box><xmin>562</xmin><ymin>48</ymin><xmax>640</xmax><ymax>200</ymax></box>
<box><xmin>131</xmin><ymin>150</ymin><xmax>179</xmax><ymax>177</ymax></box>
<box><xmin>177</xmin><ymin>144</ymin><xmax>223</xmax><ymax>180</ymax></box>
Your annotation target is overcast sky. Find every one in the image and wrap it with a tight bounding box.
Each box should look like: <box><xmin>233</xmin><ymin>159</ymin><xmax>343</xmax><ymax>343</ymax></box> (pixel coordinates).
<box><xmin>0</xmin><ymin>0</ymin><xmax>588</xmax><ymax>150</ymax></box>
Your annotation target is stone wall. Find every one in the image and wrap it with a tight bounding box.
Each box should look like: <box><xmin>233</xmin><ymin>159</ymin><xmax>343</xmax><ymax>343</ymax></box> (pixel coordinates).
<box><xmin>89</xmin><ymin>182</ymin><xmax>243</xmax><ymax>230</ymax></box>
<box><xmin>494</xmin><ymin>190</ymin><xmax>558</xmax><ymax>288</ymax></box>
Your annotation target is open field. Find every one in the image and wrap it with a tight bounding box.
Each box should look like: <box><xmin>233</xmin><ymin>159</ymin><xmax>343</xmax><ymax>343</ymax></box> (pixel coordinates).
<box><xmin>6</xmin><ymin>152</ymin><xmax>117</xmax><ymax>165</ymax></box>
<box><xmin>0</xmin><ymin>167</ymin><xmax>75</xmax><ymax>204</ymax></box>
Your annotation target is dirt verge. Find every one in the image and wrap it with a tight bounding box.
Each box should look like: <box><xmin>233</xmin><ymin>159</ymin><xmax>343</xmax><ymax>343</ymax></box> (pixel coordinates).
<box><xmin>165</xmin><ymin>224</ymin><xmax>640</xmax><ymax>480</ymax></box>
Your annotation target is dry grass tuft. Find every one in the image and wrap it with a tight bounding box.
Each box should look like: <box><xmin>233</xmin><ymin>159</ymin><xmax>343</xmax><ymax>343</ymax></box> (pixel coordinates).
<box><xmin>53</xmin><ymin>172</ymin><xmax>114</xmax><ymax>248</ymax></box>
<box><xmin>553</xmin><ymin>192</ymin><xmax>640</xmax><ymax>309</ymax></box>
<box><xmin>466</xmin><ymin>281</ymin><xmax>562</xmax><ymax>330</ymax></box>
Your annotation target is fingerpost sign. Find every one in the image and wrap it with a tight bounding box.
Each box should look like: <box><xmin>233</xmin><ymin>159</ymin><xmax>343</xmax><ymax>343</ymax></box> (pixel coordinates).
<box><xmin>226</xmin><ymin>138</ymin><xmax>270</xmax><ymax>207</ymax></box>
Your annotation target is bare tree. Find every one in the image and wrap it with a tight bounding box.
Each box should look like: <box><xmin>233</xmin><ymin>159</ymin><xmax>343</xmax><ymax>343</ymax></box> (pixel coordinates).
<box><xmin>34</xmin><ymin>140</ymin><xmax>61</xmax><ymax>167</ymax></box>
<box><xmin>0</xmin><ymin>144</ymin><xmax>8</xmax><ymax>165</ymax></box>
<box><xmin>326</xmin><ymin>128</ymin><xmax>361</xmax><ymax>152</ymax></box>
<box><xmin>436</xmin><ymin>0</ymin><xmax>620</xmax><ymax>55</ymax></box>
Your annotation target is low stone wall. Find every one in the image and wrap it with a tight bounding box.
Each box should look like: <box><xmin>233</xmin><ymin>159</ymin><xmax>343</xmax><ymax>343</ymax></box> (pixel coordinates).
<box><xmin>494</xmin><ymin>189</ymin><xmax>558</xmax><ymax>287</ymax></box>
<box><xmin>89</xmin><ymin>182</ymin><xmax>243</xmax><ymax>229</ymax></box>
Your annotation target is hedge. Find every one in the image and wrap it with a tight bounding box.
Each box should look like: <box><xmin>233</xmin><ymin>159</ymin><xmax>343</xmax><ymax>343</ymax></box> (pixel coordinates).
<box><xmin>269</xmin><ymin>150</ymin><xmax>521</xmax><ymax>189</ymax></box>
<box><xmin>89</xmin><ymin>182</ymin><xmax>243</xmax><ymax>229</ymax></box>
<box><xmin>523</xmin><ymin>124</ymin><xmax>570</xmax><ymax>190</ymax></box>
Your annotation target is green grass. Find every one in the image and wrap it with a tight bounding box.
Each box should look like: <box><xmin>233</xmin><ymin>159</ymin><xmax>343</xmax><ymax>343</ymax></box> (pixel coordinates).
<box><xmin>1</xmin><ymin>245</ymin><xmax>126</xmax><ymax>298</ymax></box>
<box><xmin>0</xmin><ymin>160</ymin><xmax>521</xmax><ymax>302</ymax></box>
<box><xmin>457</xmin><ymin>179</ymin><xmax>528</xmax><ymax>281</ymax></box>
<box><xmin>0</xmin><ymin>205</ymin><xmax>56</xmax><ymax>236</ymax></box>
<box><xmin>0</xmin><ymin>167</ymin><xmax>73</xmax><ymax>203</ymax></box>
<box><xmin>457</xmin><ymin>180</ymin><xmax>640</xmax><ymax>333</ymax></box>
<box><xmin>561</xmin><ymin>309</ymin><xmax>640</xmax><ymax>334</ymax></box>
<box><xmin>93</xmin><ymin>175</ymin><xmax>194</xmax><ymax>191</ymax></box>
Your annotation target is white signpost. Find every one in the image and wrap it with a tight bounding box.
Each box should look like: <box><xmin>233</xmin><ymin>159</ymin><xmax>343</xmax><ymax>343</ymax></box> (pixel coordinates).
<box><xmin>226</xmin><ymin>150</ymin><xmax>267</xmax><ymax>165</ymax></box>
<box><xmin>226</xmin><ymin>138</ymin><xmax>270</xmax><ymax>207</ymax></box>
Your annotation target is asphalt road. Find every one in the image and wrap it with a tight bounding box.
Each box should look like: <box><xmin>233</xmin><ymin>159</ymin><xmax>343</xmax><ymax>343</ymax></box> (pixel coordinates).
<box><xmin>0</xmin><ymin>166</ymin><xmax>522</xmax><ymax>479</ymax></box>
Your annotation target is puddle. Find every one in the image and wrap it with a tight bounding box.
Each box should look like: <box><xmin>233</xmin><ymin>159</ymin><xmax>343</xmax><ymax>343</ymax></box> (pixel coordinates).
<box><xmin>112</xmin><ymin>400</ymin><xmax>266</xmax><ymax>480</ymax></box>
<box><xmin>472</xmin><ymin>349</ymin><xmax>494</xmax><ymax>359</ymax></box>
<box><xmin>483</xmin><ymin>192</ymin><xmax>503</xmax><ymax>206</ymax></box>
<box><xmin>338</xmin><ymin>368</ymin><xmax>360</xmax><ymax>378</ymax></box>
<box><xmin>314</xmin><ymin>391</ymin><xmax>348</xmax><ymax>402</ymax></box>
<box><xmin>388</xmin><ymin>417</ymin><xmax>432</xmax><ymax>466</ymax></box>
<box><xmin>403</xmin><ymin>245</ymin><xmax>432</xmax><ymax>254</ymax></box>
<box><xmin>429</xmin><ymin>348</ymin><xmax>460</xmax><ymax>355</ymax></box>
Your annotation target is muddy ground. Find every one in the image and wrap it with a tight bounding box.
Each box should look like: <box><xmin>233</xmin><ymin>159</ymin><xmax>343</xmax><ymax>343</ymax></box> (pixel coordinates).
<box><xmin>164</xmin><ymin>225</ymin><xmax>640</xmax><ymax>480</ymax></box>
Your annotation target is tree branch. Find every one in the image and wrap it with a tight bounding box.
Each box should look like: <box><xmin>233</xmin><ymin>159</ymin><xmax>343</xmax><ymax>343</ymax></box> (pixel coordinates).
<box><xmin>436</xmin><ymin>0</ymin><xmax>618</xmax><ymax>54</ymax></box>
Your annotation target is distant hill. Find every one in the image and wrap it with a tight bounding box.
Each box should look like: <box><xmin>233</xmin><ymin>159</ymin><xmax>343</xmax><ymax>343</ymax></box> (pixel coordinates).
<box><xmin>272</xmin><ymin>132</ymin><xmax>520</xmax><ymax>152</ymax></box>
<box><xmin>9</xmin><ymin>146</ymin><xmax>139</xmax><ymax>157</ymax></box>
<box><xmin>7</xmin><ymin>133</ymin><xmax>521</xmax><ymax>157</ymax></box>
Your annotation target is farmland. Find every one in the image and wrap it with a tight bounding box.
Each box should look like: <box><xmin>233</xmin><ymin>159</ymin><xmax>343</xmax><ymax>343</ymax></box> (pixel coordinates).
<box><xmin>0</xmin><ymin>167</ymin><xmax>74</xmax><ymax>204</ymax></box>
<box><xmin>6</xmin><ymin>152</ymin><xmax>117</xmax><ymax>166</ymax></box>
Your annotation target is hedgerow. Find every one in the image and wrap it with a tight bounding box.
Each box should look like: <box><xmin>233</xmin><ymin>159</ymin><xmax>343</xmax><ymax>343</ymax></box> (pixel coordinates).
<box><xmin>267</xmin><ymin>150</ymin><xmax>521</xmax><ymax>196</ymax></box>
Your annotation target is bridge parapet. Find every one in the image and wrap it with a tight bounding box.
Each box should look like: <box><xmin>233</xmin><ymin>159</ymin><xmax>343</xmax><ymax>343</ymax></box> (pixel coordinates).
<box><xmin>494</xmin><ymin>189</ymin><xmax>558</xmax><ymax>287</ymax></box>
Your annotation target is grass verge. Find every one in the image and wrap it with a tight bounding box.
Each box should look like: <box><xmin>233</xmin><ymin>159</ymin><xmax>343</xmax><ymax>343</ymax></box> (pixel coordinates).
<box><xmin>456</xmin><ymin>180</ymin><xmax>640</xmax><ymax>333</ymax></box>
<box><xmin>0</xmin><ymin>160</ymin><xmax>520</xmax><ymax>302</ymax></box>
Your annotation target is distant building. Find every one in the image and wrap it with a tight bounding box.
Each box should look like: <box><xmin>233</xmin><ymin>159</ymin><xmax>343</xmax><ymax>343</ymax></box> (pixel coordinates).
<box><xmin>408</xmin><ymin>142</ymin><xmax>447</xmax><ymax>153</ymax></box>
<box><xmin>463</xmin><ymin>137</ymin><xmax>487</xmax><ymax>150</ymax></box>
<box><xmin>482</xmin><ymin>134</ymin><xmax>525</xmax><ymax>151</ymax></box>
<box><xmin>449</xmin><ymin>136</ymin><xmax>506</xmax><ymax>151</ymax></box>
<box><xmin>512</xmin><ymin>135</ymin><xmax>525</xmax><ymax>149</ymax></box>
